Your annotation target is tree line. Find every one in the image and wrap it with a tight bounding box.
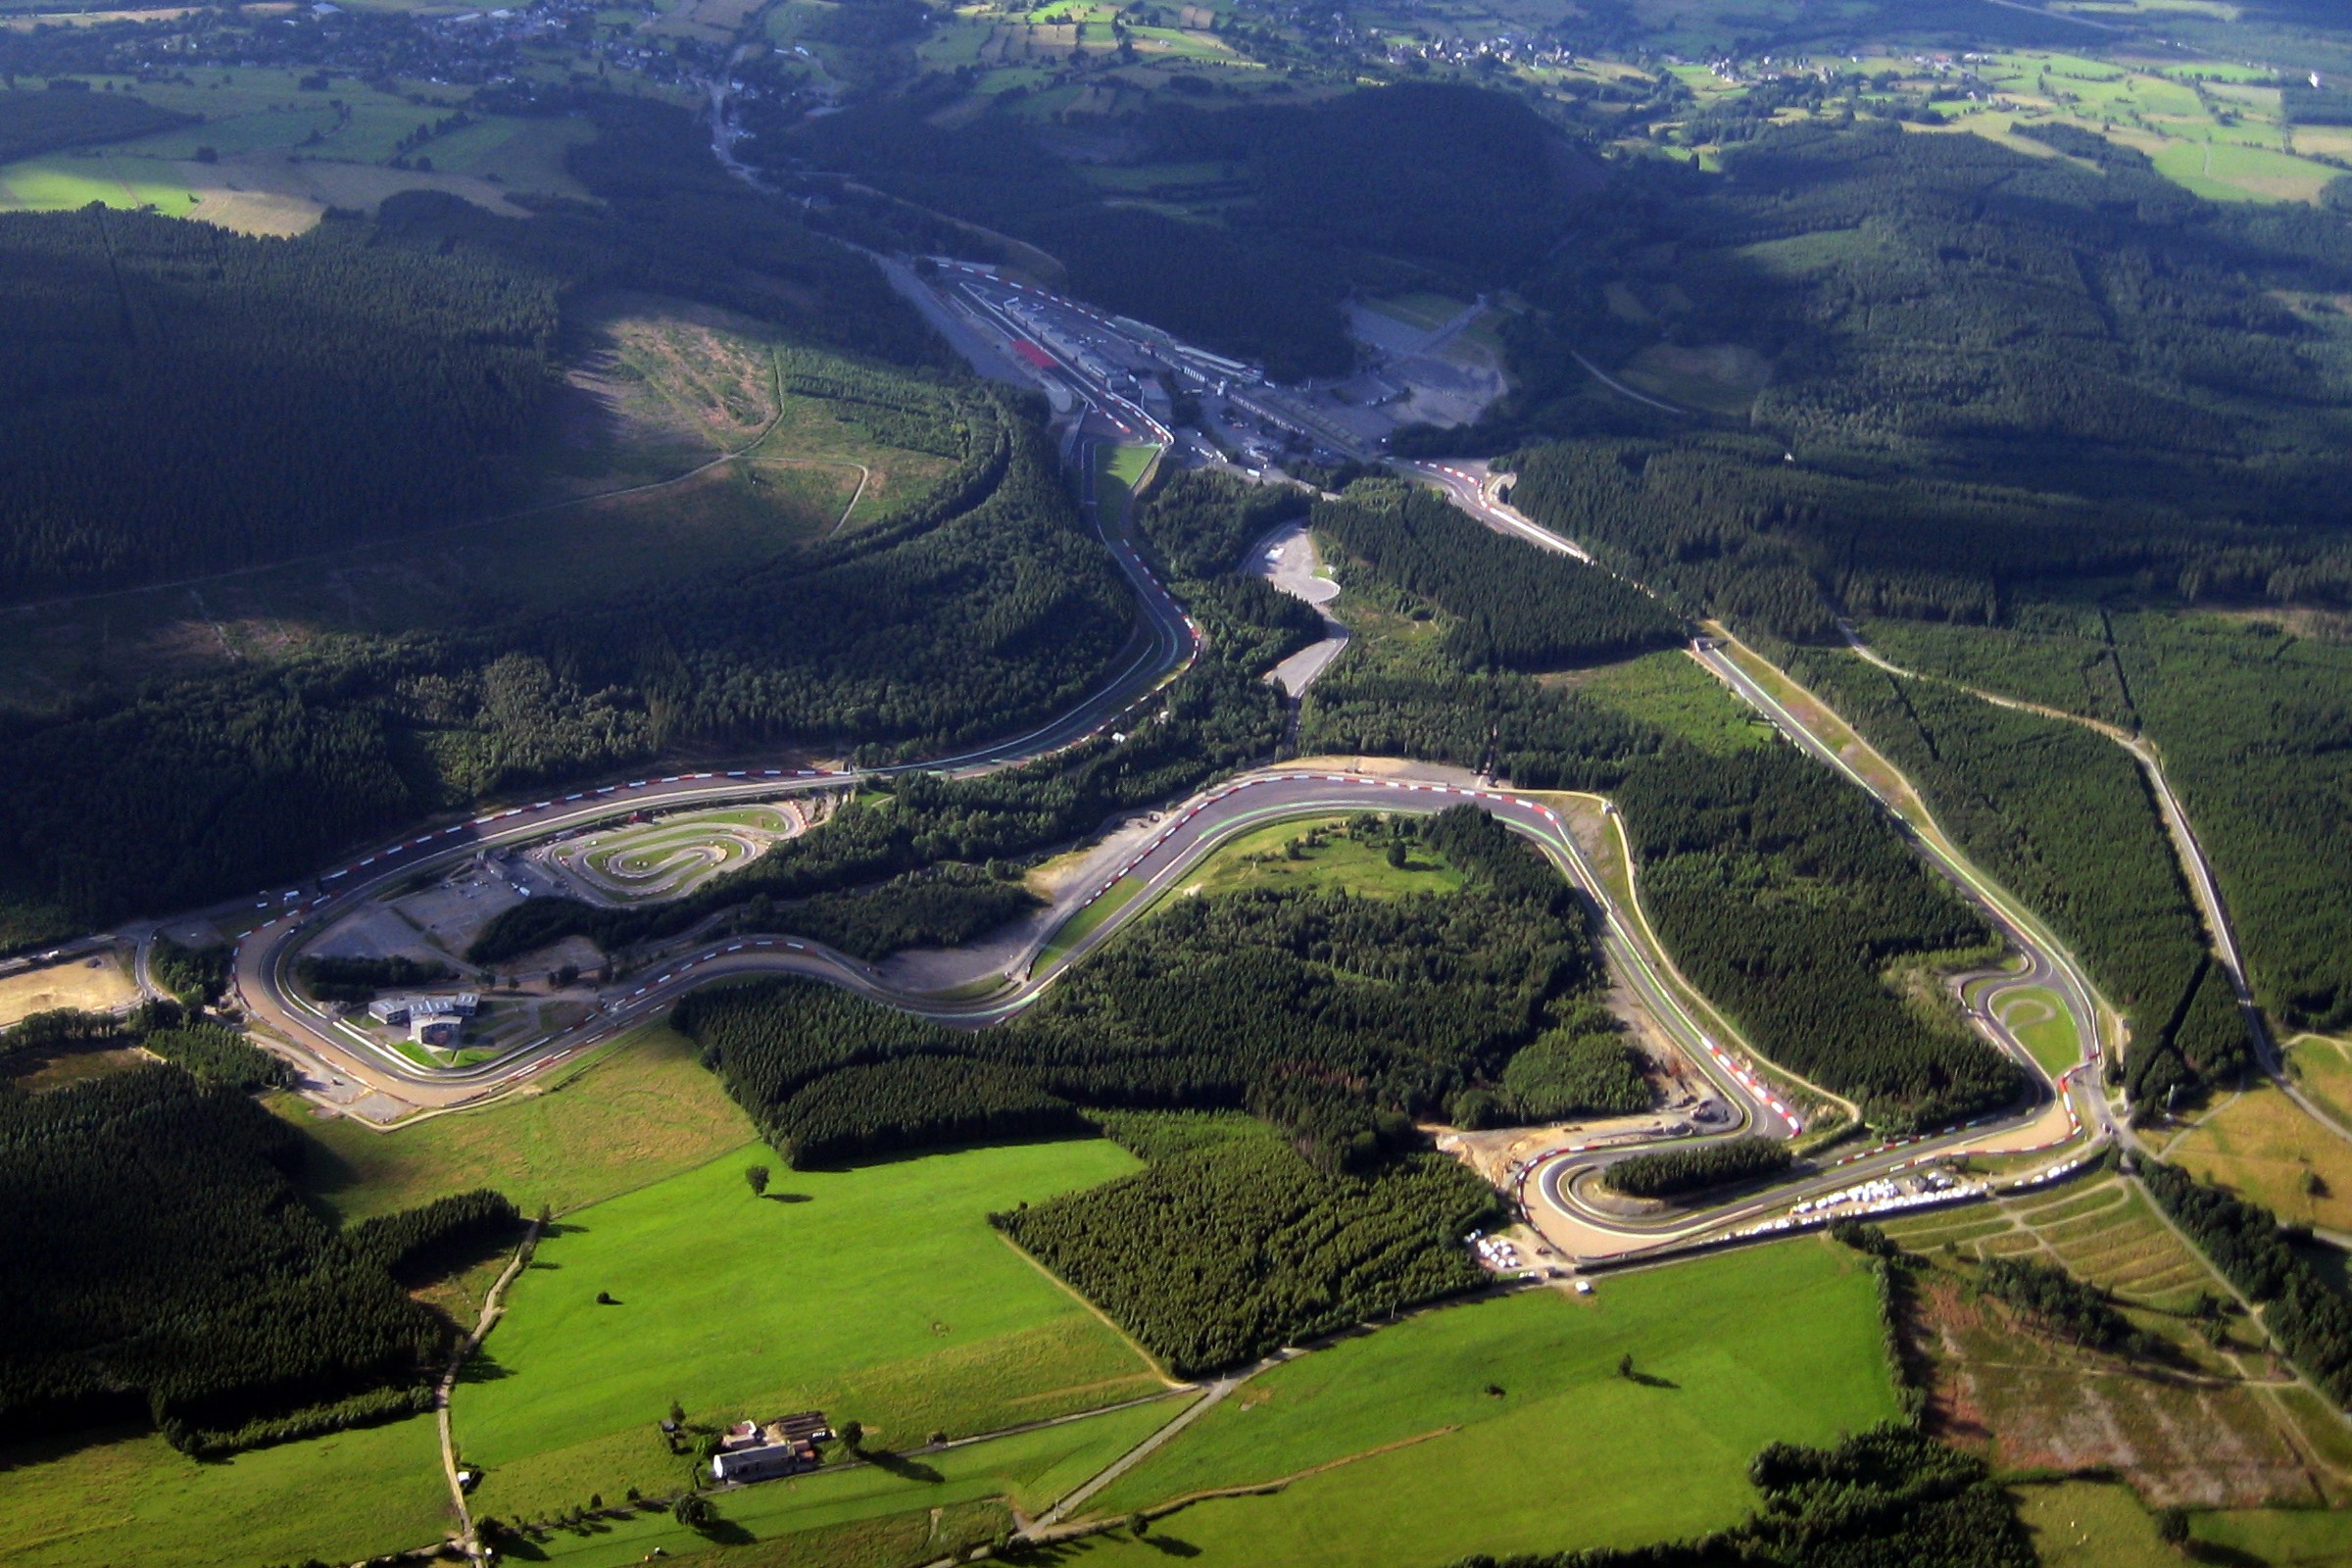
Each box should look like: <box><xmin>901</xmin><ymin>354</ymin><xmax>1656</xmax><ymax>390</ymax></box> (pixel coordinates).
<box><xmin>1977</xmin><ymin>1255</ymin><xmax>2160</xmax><ymax>1359</ymax></box>
<box><xmin>1600</xmin><ymin>1136</ymin><xmax>1790</xmax><ymax>1200</ymax></box>
<box><xmin>2139</xmin><ymin>1158</ymin><xmax>2352</xmax><ymax>1410</ymax></box>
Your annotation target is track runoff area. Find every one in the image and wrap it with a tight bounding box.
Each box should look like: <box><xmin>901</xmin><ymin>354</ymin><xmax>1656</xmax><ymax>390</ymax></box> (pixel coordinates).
<box><xmin>177</xmin><ymin>275</ymin><xmax>2102</xmax><ymax>1268</ymax></box>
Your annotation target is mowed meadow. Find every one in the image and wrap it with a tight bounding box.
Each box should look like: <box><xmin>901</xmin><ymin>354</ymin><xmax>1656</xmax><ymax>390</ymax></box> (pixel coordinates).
<box><xmin>455</xmin><ymin>1137</ymin><xmax>1167</xmax><ymax>1519</ymax></box>
<box><xmin>1056</xmin><ymin>1238</ymin><xmax>1900</xmax><ymax>1567</ymax></box>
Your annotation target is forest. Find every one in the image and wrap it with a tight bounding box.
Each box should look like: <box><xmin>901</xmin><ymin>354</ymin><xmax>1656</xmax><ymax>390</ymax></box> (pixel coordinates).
<box><xmin>0</xmin><ymin>379</ymin><xmax>1131</xmax><ymax>948</ymax></box>
<box><xmin>1486</xmin><ymin>119</ymin><xmax>2352</xmax><ymax>641</ymax></box>
<box><xmin>1487</xmin><ymin>993</ymin><xmax>1648</xmax><ymax>1126</ymax></box>
<box><xmin>466</xmin><ymin>470</ymin><xmax>1314</xmax><ymax>968</ymax></box>
<box><xmin>1612</xmin><ymin>746</ymin><xmax>2019</xmax><ymax>1132</ymax></box>
<box><xmin>0</xmin><ymin>95</ymin><xmax>1044</xmax><ymax>950</ymax></box>
<box><xmin>2140</xmin><ymin>1159</ymin><xmax>2352</xmax><ymax>1410</ymax></box>
<box><xmin>1298</xmin><ymin>532</ymin><xmax>2018</xmax><ymax>1133</ymax></box>
<box><xmin>1601</xmin><ymin>1137</ymin><xmax>1790</xmax><ymax>1200</ymax></box>
<box><xmin>994</xmin><ymin>1134</ymin><xmax>1499</xmax><ymax>1376</ymax></box>
<box><xmin>0</xmin><ymin>206</ymin><xmax>559</xmax><ymax>598</ymax></box>
<box><xmin>1779</xmin><ymin>649</ymin><xmax>2251</xmax><ymax>1107</ymax></box>
<box><xmin>0</xmin><ymin>81</ymin><xmax>186</xmax><ymax>162</ymax></box>
<box><xmin>1312</xmin><ymin>483</ymin><xmax>1683</xmax><ymax>670</ymax></box>
<box><xmin>0</xmin><ymin>1062</ymin><xmax>505</xmax><ymax>1452</ymax></box>
<box><xmin>675</xmin><ymin>805</ymin><xmax>1617</xmax><ymax>1171</ymax></box>
<box><xmin>150</xmin><ymin>932</ymin><xmax>232</xmax><ymax>1005</ymax></box>
<box><xmin>1864</xmin><ymin>610</ymin><xmax>2352</xmax><ymax>1038</ymax></box>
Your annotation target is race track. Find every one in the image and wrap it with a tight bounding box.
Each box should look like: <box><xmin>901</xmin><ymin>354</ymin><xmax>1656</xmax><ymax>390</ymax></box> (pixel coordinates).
<box><xmin>152</xmin><ymin>401</ymin><xmax>2113</xmax><ymax>1259</ymax></box>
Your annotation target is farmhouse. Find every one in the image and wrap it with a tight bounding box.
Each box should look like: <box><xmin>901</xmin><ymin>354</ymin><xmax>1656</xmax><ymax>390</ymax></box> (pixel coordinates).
<box><xmin>710</xmin><ymin>1410</ymin><xmax>831</xmax><ymax>1484</ymax></box>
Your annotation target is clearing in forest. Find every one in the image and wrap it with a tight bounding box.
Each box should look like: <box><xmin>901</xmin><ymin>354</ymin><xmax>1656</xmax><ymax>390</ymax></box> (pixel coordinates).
<box><xmin>1885</xmin><ymin>1177</ymin><xmax>2351</xmax><ymax>1508</ymax></box>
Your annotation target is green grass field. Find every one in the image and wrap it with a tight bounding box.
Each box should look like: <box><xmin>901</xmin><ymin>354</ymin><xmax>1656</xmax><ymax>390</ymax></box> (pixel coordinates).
<box><xmin>1066</xmin><ymin>1238</ymin><xmax>1899</xmax><ymax>1566</ymax></box>
<box><xmin>1994</xmin><ymin>984</ymin><xmax>2081</xmax><ymax>1077</ymax></box>
<box><xmin>0</xmin><ymin>1415</ymin><xmax>450</xmax><ymax>1568</ymax></box>
<box><xmin>283</xmin><ymin>1024</ymin><xmax>759</xmax><ymax>1222</ymax></box>
<box><xmin>1176</xmin><ymin>814</ymin><xmax>1465</xmax><ymax>901</ymax></box>
<box><xmin>0</xmin><ymin>150</ymin><xmax>199</xmax><ymax>216</ymax></box>
<box><xmin>2195</xmin><ymin>1502</ymin><xmax>2352</xmax><ymax>1563</ymax></box>
<box><xmin>1558</xmin><ymin>650</ymin><xmax>1773</xmax><ymax>756</ymax></box>
<box><xmin>456</xmin><ymin>1138</ymin><xmax>1164</xmax><ymax>1517</ymax></box>
<box><xmin>516</xmin><ymin>1397</ymin><xmax>1186</xmax><ymax>1566</ymax></box>
<box><xmin>2012</xmin><ymin>1478</ymin><xmax>2176</xmax><ymax>1568</ymax></box>
<box><xmin>1097</xmin><ymin>442</ymin><xmax>1156</xmax><ymax>525</ymax></box>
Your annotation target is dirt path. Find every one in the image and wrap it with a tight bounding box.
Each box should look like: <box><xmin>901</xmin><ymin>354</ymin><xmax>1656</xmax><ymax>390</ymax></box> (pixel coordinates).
<box><xmin>440</xmin><ymin>1219</ymin><xmax>542</xmax><ymax>1563</ymax></box>
<box><xmin>1021</xmin><ymin>1354</ymin><xmax>1294</xmax><ymax>1538</ymax></box>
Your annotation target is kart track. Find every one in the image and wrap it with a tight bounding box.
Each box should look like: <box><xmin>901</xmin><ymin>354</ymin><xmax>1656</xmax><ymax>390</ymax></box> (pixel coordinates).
<box><xmin>154</xmin><ymin>279</ymin><xmax>2112</xmax><ymax>1264</ymax></box>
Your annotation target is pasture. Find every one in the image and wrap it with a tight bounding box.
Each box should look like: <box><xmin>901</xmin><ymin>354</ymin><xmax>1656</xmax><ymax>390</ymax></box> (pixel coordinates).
<box><xmin>0</xmin><ymin>1415</ymin><xmax>448</xmax><ymax>1568</ymax></box>
<box><xmin>1063</xmin><ymin>1238</ymin><xmax>1898</xmax><ymax>1566</ymax></box>
<box><xmin>510</xmin><ymin>1398</ymin><xmax>1186</xmax><ymax>1566</ymax></box>
<box><xmin>2167</xmin><ymin>1082</ymin><xmax>2352</xmax><ymax>1235</ymax></box>
<box><xmin>455</xmin><ymin>1137</ymin><xmax>1163</xmax><ymax>1518</ymax></box>
<box><xmin>284</xmin><ymin>1023</ymin><xmax>758</xmax><ymax>1223</ymax></box>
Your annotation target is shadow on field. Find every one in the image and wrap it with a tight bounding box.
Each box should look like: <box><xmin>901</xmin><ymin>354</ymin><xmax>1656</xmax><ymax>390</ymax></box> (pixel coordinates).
<box><xmin>863</xmin><ymin>1449</ymin><xmax>945</xmax><ymax>1484</ymax></box>
<box><xmin>2184</xmin><ymin>1544</ymin><xmax>2268</xmax><ymax>1568</ymax></box>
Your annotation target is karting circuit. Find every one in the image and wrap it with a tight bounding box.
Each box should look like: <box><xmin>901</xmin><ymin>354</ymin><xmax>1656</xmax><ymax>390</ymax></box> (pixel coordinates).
<box><xmin>138</xmin><ymin>269</ymin><xmax>2113</xmax><ymax>1270</ymax></box>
